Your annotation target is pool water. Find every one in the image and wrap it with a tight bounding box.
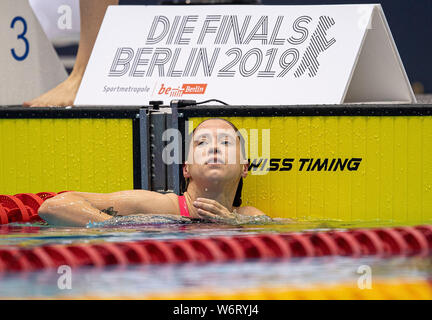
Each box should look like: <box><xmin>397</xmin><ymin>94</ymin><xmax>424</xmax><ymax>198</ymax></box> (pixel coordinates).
<box><xmin>1</xmin><ymin>256</ymin><xmax>431</xmax><ymax>299</ymax></box>
<box><xmin>0</xmin><ymin>217</ymin><xmax>431</xmax><ymax>299</ymax></box>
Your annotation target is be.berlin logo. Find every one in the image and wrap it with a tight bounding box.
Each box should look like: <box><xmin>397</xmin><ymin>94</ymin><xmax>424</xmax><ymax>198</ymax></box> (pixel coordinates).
<box><xmin>157</xmin><ymin>83</ymin><xmax>207</xmax><ymax>97</ymax></box>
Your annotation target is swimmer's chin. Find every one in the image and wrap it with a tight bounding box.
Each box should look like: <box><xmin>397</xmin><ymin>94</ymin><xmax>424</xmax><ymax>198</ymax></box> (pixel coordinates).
<box><xmin>205</xmin><ymin>163</ymin><xmax>225</xmax><ymax>169</ymax></box>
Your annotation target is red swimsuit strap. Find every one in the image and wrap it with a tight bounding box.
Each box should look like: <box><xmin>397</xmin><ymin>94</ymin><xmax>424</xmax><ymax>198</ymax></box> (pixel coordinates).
<box><xmin>178</xmin><ymin>195</ymin><xmax>190</xmax><ymax>217</ymax></box>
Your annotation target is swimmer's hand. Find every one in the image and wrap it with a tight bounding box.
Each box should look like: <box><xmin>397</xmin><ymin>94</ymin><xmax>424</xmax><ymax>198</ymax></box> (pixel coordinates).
<box><xmin>193</xmin><ymin>198</ymin><xmax>236</xmax><ymax>221</ymax></box>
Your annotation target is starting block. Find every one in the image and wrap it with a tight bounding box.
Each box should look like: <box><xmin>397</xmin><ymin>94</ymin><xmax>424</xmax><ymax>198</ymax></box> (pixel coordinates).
<box><xmin>0</xmin><ymin>0</ymin><xmax>67</xmax><ymax>105</ymax></box>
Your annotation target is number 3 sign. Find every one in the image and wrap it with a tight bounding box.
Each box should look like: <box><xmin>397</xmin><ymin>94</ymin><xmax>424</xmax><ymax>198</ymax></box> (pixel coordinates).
<box><xmin>10</xmin><ymin>16</ymin><xmax>30</xmax><ymax>61</ymax></box>
<box><xmin>1</xmin><ymin>0</ymin><xmax>67</xmax><ymax>105</ymax></box>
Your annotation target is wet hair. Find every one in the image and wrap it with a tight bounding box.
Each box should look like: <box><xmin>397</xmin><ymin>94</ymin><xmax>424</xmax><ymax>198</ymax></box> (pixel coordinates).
<box><xmin>180</xmin><ymin>118</ymin><xmax>246</xmax><ymax>207</ymax></box>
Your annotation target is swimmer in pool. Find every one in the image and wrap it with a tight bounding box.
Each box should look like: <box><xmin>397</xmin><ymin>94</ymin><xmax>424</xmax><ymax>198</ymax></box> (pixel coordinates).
<box><xmin>38</xmin><ymin>118</ymin><xmax>265</xmax><ymax>226</ymax></box>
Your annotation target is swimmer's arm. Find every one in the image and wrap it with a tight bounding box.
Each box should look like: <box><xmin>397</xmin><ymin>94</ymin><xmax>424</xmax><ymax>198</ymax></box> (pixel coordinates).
<box><xmin>38</xmin><ymin>192</ymin><xmax>113</xmax><ymax>227</ymax></box>
<box><xmin>38</xmin><ymin>190</ymin><xmax>178</xmax><ymax>227</ymax></box>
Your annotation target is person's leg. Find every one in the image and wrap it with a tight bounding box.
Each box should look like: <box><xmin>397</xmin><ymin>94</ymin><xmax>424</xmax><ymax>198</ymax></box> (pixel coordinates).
<box><xmin>24</xmin><ymin>0</ymin><xmax>119</xmax><ymax>107</ymax></box>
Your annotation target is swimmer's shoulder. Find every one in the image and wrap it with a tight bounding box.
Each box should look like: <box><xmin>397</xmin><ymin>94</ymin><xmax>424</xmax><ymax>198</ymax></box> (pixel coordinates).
<box><xmin>129</xmin><ymin>190</ymin><xmax>181</xmax><ymax>215</ymax></box>
<box><xmin>164</xmin><ymin>193</ymin><xmax>185</xmax><ymax>216</ymax></box>
<box><xmin>235</xmin><ymin>206</ymin><xmax>265</xmax><ymax>216</ymax></box>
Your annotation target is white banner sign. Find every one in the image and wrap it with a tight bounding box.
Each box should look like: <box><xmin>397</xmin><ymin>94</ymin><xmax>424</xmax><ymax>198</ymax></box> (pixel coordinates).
<box><xmin>0</xmin><ymin>0</ymin><xmax>67</xmax><ymax>105</ymax></box>
<box><xmin>75</xmin><ymin>4</ymin><xmax>415</xmax><ymax>106</ymax></box>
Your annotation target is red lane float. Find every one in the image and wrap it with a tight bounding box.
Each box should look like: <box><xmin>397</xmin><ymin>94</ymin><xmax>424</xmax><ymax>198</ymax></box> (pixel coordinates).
<box><xmin>21</xmin><ymin>247</ymin><xmax>56</xmax><ymax>270</ymax></box>
<box><xmin>394</xmin><ymin>227</ymin><xmax>429</xmax><ymax>257</ymax></box>
<box><xmin>329</xmin><ymin>231</ymin><xmax>362</xmax><ymax>257</ymax></box>
<box><xmin>138</xmin><ymin>241</ymin><xmax>178</xmax><ymax>264</ymax></box>
<box><xmin>116</xmin><ymin>242</ymin><xmax>152</xmax><ymax>264</ymax></box>
<box><xmin>42</xmin><ymin>246</ymin><xmax>78</xmax><ymax>268</ymax></box>
<box><xmin>36</xmin><ymin>192</ymin><xmax>57</xmax><ymax>201</ymax></box>
<box><xmin>306</xmin><ymin>233</ymin><xmax>340</xmax><ymax>257</ymax></box>
<box><xmin>0</xmin><ymin>225</ymin><xmax>431</xmax><ymax>273</ymax></box>
<box><xmin>92</xmin><ymin>243</ymin><xmax>129</xmax><ymax>266</ymax></box>
<box><xmin>209</xmin><ymin>236</ymin><xmax>246</xmax><ymax>261</ymax></box>
<box><xmin>0</xmin><ymin>206</ymin><xmax>8</xmax><ymax>225</ymax></box>
<box><xmin>14</xmin><ymin>193</ymin><xmax>45</xmax><ymax>222</ymax></box>
<box><xmin>351</xmin><ymin>229</ymin><xmax>385</xmax><ymax>256</ymax></box>
<box><xmin>166</xmin><ymin>240</ymin><xmax>200</xmax><ymax>263</ymax></box>
<box><xmin>256</xmin><ymin>234</ymin><xmax>292</xmax><ymax>259</ymax></box>
<box><xmin>186</xmin><ymin>239</ymin><xmax>227</xmax><ymax>262</ymax></box>
<box><xmin>66</xmin><ymin>245</ymin><xmax>105</xmax><ymax>267</ymax></box>
<box><xmin>232</xmin><ymin>236</ymin><xmax>273</xmax><ymax>259</ymax></box>
<box><xmin>0</xmin><ymin>248</ymin><xmax>33</xmax><ymax>272</ymax></box>
<box><xmin>415</xmin><ymin>226</ymin><xmax>432</xmax><ymax>248</ymax></box>
<box><xmin>280</xmin><ymin>233</ymin><xmax>315</xmax><ymax>257</ymax></box>
<box><xmin>0</xmin><ymin>195</ymin><xmax>31</xmax><ymax>223</ymax></box>
<box><xmin>0</xmin><ymin>191</ymin><xmax>74</xmax><ymax>225</ymax></box>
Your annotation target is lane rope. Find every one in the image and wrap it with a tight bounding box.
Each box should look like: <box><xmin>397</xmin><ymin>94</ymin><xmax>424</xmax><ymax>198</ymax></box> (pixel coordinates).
<box><xmin>0</xmin><ymin>191</ymin><xmax>431</xmax><ymax>273</ymax></box>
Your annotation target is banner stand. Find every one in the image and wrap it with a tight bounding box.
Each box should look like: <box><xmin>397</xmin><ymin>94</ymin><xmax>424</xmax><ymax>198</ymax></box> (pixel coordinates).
<box><xmin>75</xmin><ymin>4</ymin><xmax>416</xmax><ymax>106</ymax></box>
<box><xmin>342</xmin><ymin>6</ymin><xmax>416</xmax><ymax>104</ymax></box>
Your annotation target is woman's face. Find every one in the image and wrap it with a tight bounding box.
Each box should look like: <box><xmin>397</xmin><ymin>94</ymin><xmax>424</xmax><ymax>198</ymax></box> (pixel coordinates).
<box><xmin>184</xmin><ymin>119</ymin><xmax>248</xmax><ymax>186</ymax></box>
